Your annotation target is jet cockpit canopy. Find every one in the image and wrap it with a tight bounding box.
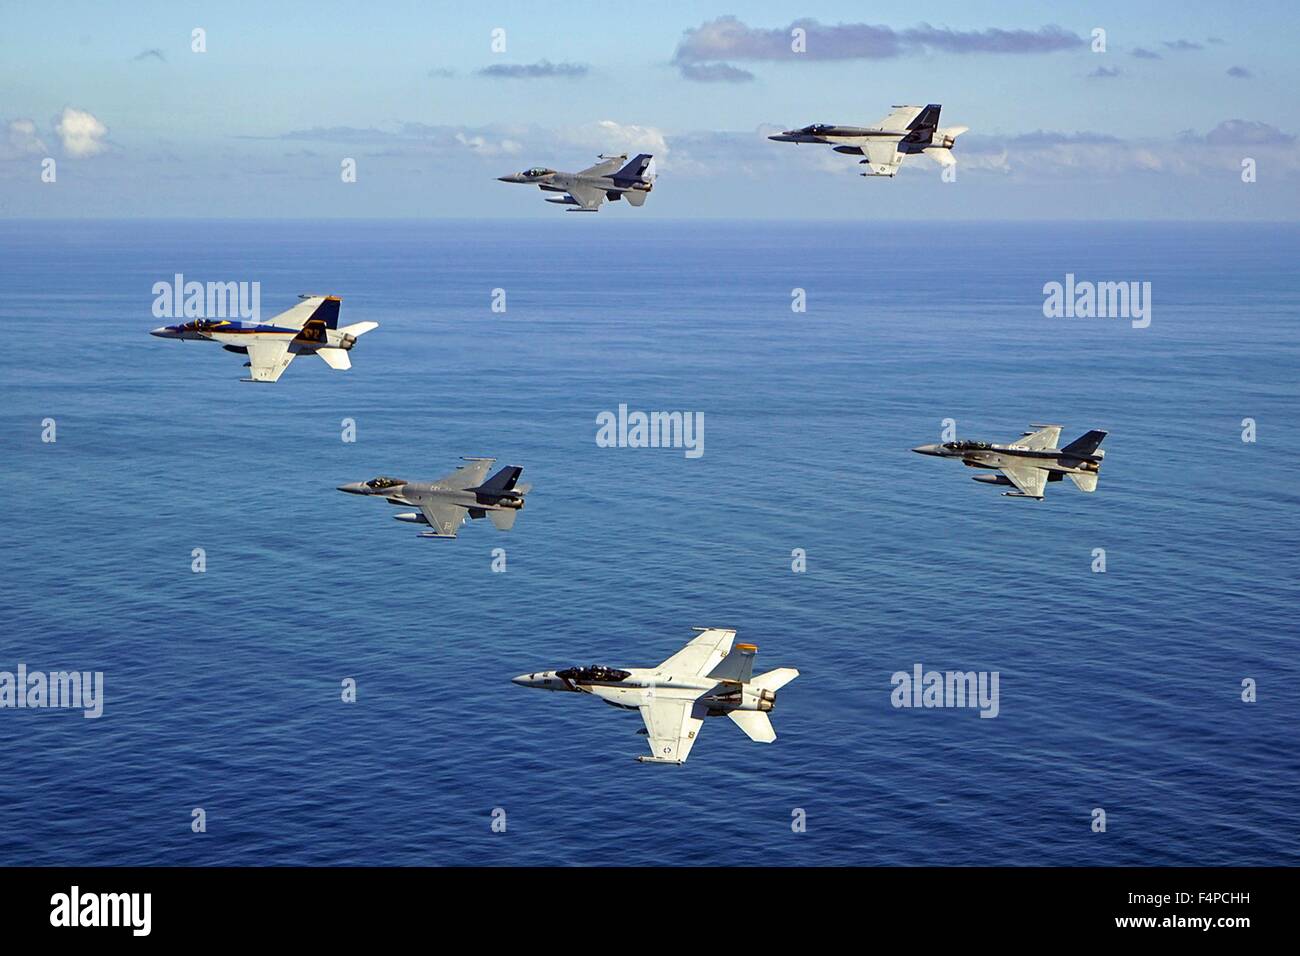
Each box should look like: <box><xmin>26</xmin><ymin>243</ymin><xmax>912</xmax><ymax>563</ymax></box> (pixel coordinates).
<box><xmin>364</xmin><ymin>476</ymin><xmax>405</xmax><ymax>490</ymax></box>
<box><xmin>942</xmin><ymin>440</ymin><xmax>991</xmax><ymax>451</ymax></box>
<box><xmin>523</xmin><ymin>167</ymin><xmax>554</xmax><ymax>178</ymax></box>
<box><xmin>556</xmin><ymin>665</ymin><xmax>631</xmax><ymax>683</ymax></box>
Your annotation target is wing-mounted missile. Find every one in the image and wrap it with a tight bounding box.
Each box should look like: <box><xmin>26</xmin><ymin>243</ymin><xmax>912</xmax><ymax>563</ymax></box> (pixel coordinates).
<box><xmin>971</xmin><ymin>474</ymin><xmax>1012</xmax><ymax>485</ymax></box>
<box><xmin>393</xmin><ymin>512</ymin><xmax>430</xmax><ymax>524</ymax></box>
<box><xmin>833</xmin><ymin>145</ymin><xmax>864</xmax><ymax>155</ymax></box>
<box><xmin>545</xmin><ymin>195</ymin><xmax>579</xmax><ymax>205</ymax></box>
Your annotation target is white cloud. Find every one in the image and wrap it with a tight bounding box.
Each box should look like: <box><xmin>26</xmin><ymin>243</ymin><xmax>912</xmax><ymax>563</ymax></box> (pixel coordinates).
<box><xmin>54</xmin><ymin>107</ymin><xmax>108</xmax><ymax>157</ymax></box>
<box><xmin>1</xmin><ymin>118</ymin><xmax>47</xmax><ymax>160</ymax></box>
<box><xmin>453</xmin><ymin>132</ymin><xmax>522</xmax><ymax>156</ymax></box>
<box><xmin>557</xmin><ymin>120</ymin><xmax>670</xmax><ymax>166</ymax></box>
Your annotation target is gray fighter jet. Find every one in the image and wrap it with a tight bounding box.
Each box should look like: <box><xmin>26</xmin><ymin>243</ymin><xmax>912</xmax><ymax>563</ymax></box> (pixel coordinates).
<box><xmin>768</xmin><ymin>103</ymin><xmax>967</xmax><ymax>177</ymax></box>
<box><xmin>912</xmin><ymin>425</ymin><xmax>1108</xmax><ymax>499</ymax></box>
<box><xmin>497</xmin><ymin>153</ymin><xmax>655</xmax><ymax>211</ymax></box>
<box><xmin>338</xmin><ymin>457</ymin><xmax>530</xmax><ymax>537</ymax></box>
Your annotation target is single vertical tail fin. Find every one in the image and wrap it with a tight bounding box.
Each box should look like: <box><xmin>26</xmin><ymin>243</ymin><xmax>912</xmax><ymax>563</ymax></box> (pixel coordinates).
<box><xmin>613</xmin><ymin>153</ymin><xmax>654</xmax><ymax>183</ymax></box>
<box><xmin>1061</xmin><ymin>429</ymin><xmax>1108</xmax><ymax>457</ymax></box>
<box><xmin>475</xmin><ymin>466</ymin><xmax>523</xmax><ymax>495</ymax></box>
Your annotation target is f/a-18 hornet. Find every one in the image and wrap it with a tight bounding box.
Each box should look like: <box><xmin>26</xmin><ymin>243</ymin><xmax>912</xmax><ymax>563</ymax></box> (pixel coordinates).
<box><xmin>768</xmin><ymin>103</ymin><xmax>968</xmax><ymax>177</ymax></box>
<box><xmin>513</xmin><ymin>628</ymin><xmax>798</xmax><ymax>764</ymax></box>
<box><xmin>497</xmin><ymin>152</ymin><xmax>655</xmax><ymax>211</ymax></box>
<box><xmin>150</xmin><ymin>294</ymin><xmax>377</xmax><ymax>383</ymax></box>
<box><xmin>338</xmin><ymin>457</ymin><xmax>530</xmax><ymax>538</ymax></box>
<box><xmin>912</xmin><ymin>425</ymin><xmax>1108</xmax><ymax>500</ymax></box>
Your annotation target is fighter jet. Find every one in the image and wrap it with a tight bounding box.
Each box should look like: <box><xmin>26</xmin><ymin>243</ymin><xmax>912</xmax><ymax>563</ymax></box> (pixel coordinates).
<box><xmin>768</xmin><ymin>104</ymin><xmax>968</xmax><ymax>177</ymax></box>
<box><xmin>497</xmin><ymin>153</ymin><xmax>655</xmax><ymax>211</ymax></box>
<box><xmin>337</xmin><ymin>457</ymin><xmax>530</xmax><ymax>538</ymax></box>
<box><xmin>912</xmin><ymin>425</ymin><xmax>1108</xmax><ymax>499</ymax></box>
<box><xmin>512</xmin><ymin>628</ymin><xmax>798</xmax><ymax>764</ymax></box>
<box><xmin>150</xmin><ymin>294</ymin><xmax>377</xmax><ymax>383</ymax></box>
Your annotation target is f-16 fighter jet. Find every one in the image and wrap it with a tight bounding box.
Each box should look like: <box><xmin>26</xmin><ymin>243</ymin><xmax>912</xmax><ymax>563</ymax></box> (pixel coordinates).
<box><xmin>497</xmin><ymin>153</ymin><xmax>655</xmax><ymax>211</ymax></box>
<box><xmin>912</xmin><ymin>425</ymin><xmax>1108</xmax><ymax>500</ymax></box>
<box><xmin>337</xmin><ymin>457</ymin><xmax>530</xmax><ymax>538</ymax></box>
<box><xmin>768</xmin><ymin>103</ymin><xmax>968</xmax><ymax>177</ymax></box>
<box><xmin>512</xmin><ymin>628</ymin><xmax>799</xmax><ymax>764</ymax></box>
<box><xmin>150</xmin><ymin>294</ymin><xmax>377</xmax><ymax>383</ymax></box>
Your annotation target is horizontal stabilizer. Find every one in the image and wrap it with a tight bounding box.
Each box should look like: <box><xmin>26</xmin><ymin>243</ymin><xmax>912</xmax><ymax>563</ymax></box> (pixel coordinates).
<box><xmin>338</xmin><ymin>321</ymin><xmax>378</xmax><ymax>338</ymax></box>
<box><xmin>750</xmin><ymin>667</ymin><xmax>799</xmax><ymax>693</ymax></box>
<box><xmin>728</xmin><ymin>710</ymin><xmax>776</xmax><ymax>743</ymax></box>
<box><xmin>488</xmin><ymin>509</ymin><xmax>518</xmax><ymax>531</ymax></box>
<box><xmin>924</xmin><ymin>147</ymin><xmax>956</xmax><ymax>167</ymax></box>
<box><xmin>317</xmin><ymin>348</ymin><xmax>351</xmax><ymax>370</ymax></box>
<box><xmin>624</xmin><ymin>189</ymin><xmax>648</xmax><ymax>206</ymax></box>
<box><xmin>1069</xmin><ymin>472</ymin><xmax>1099</xmax><ymax>492</ymax></box>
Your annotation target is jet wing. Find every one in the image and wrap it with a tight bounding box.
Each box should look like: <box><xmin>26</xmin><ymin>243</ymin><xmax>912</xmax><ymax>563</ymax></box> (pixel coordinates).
<box><xmin>999</xmin><ymin>465</ymin><xmax>1048</xmax><ymax>499</ymax></box>
<box><xmin>1011</xmin><ymin>425</ymin><xmax>1062</xmax><ymax>450</ymax></box>
<box><xmin>564</xmin><ymin>183</ymin><xmax>606</xmax><ymax>210</ymax></box>
<box><xmin>577</xmin><ymin>155</ymin><xmax>625</xmax><ymax>177</ymax></box>
<box><xmin>243</xmin><ymin>340</ymin><xmax>296</xmax><ymax>383</ymax></box>
<box><xmin>418</xmin><ymin>501</ymin><xmax>468</xmax><ymax>537</ymax></box>
<box><xmin>862</xmin><ymin>140</ymin><xmax>902</xmax><ymax>169</ymax></box>
<box><xmin>638</xmin><ymin>698</ymin><xmax>706</xmax><ymax>764</ymax></box>
<box><xmin>656</xmin><ymin>628</ymin><xmax>735</xmax><ymax>677</ymax></box>
<box><xmin>431</xmin><ymin>458</ymin><xmax>495</xmax><ymax>489</ymax></box>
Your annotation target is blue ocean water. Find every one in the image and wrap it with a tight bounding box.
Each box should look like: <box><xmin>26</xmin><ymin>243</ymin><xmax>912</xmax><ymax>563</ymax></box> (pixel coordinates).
<box><xmin>1</xmin><ymin>219</ymin><xmax>1297</xmax><ymax>866</ymax></box>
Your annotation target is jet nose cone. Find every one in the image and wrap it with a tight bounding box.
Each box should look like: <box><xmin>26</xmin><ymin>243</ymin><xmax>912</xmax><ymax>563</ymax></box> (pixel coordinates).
<box><xmin>337</xmin><ymin>482</ymin><xmax>368</xmax><ymax>494</ymax></box>
<box><xmin>497</xmin><ymin>174</ymin><xmax>523</xmax><ymax>183</ymax></box>
<box><xmin>511</xmin><ymin>674</ymin><xmax>529</xmax><ymax>686</ymax></box>
<box><xmin>912</xmin><ymin>444</ymin><xmax>942</xmax><ymax>456</ymax></box>
<box><xmin>149</xmin><ymin>326</ymin><xmax>173</xmax><ymax>337</ymax></box>
<box><xmin>768</xmin><ymin>133</ymin><xmax>793</xmax><ymax>142</ymax></box>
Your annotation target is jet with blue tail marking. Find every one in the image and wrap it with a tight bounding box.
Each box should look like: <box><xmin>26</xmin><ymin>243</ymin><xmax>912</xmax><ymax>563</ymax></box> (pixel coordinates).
<box><xmin>338</xmin><ymin>457</ymin><xmax>530</xmax><ymax>538</ymax></box>
<box><xmin>912</xmin><ymin>425</ymin><xmax>1108</xmax><ymax>499</ymax></box>
<box><xmin>497</xmin><ymin>153</ymin><xmax>656</xmax><ymax>211</ymax></box>
<box><xmin>150</xmin><ymin>294</ymin><xmax>378</xmax><ymax>383</ymax></box>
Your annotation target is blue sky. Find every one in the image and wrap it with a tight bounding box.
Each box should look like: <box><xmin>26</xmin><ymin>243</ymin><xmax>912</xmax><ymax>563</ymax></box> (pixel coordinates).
<box><xmin>1</xmin><ymin>1</ymin><xmax>1296</xmax><ymax>218</ymax></box>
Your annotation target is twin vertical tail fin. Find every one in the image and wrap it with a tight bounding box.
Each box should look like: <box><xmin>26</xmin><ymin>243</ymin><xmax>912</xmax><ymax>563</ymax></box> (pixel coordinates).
<box><xmin>708</xmin><ymin>643</ymin><xmax>757</xmax><ymax>683</ymax></box>
<box><xmin>908</xmin><ymin>104</ymin><xmax>942</xmax><ymax>138</ymax></box>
